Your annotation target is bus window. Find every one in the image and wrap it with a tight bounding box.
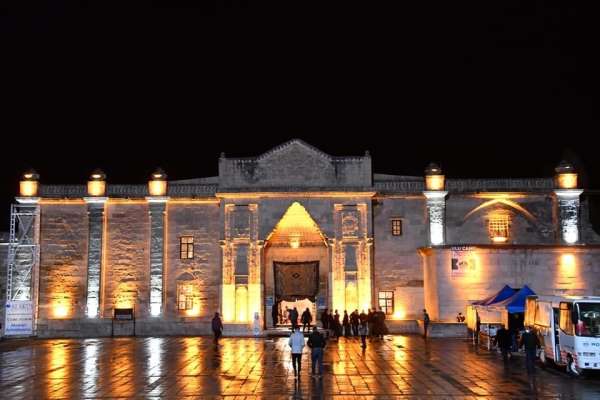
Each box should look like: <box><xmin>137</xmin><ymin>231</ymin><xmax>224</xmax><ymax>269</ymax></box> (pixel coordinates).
<box><xmin>559</xmin><ymin>302</ymin><xmax>574</xmax><ymax>335</ymax></box>
<box><xmin>576</xmin><ymin>302</ymin><xmax>600</xmax><ymax>337</ymax></box>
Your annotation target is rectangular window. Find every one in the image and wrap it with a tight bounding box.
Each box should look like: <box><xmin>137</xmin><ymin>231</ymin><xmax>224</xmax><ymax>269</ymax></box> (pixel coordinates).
<box><xmin>378</xmin><ymin>291</ymin><xmax>394</xmax><ymax>315</ymax></box>
<box><xmin>391</xmin><ymin>219</ymin><xmax>402</xmax><ymax>236</ymax></box>
<box><xmin>180</xmin><ymin>236</ymin><xmax>194</xmax><ymax>259</ymax></box>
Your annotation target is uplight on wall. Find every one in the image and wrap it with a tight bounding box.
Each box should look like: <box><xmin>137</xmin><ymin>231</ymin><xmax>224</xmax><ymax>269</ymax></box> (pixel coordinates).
<box><xmin>393</xmin><ymin>308</ymin><xmax>406</xmax><ymax>320</ymax></box>
<box><xmin>20</xmin><ymin>170</ymin><xmax>40</xmax><ymax>197</ymax></box>
<box><xmin>87</xmin><ymin>169</ymin><xmax>106</xmax><ymax>197</ymax></box>
<box><xmin>53</xmin><ymin>302</ymin><xmax>69</xmax><ymax>319</ymax></box>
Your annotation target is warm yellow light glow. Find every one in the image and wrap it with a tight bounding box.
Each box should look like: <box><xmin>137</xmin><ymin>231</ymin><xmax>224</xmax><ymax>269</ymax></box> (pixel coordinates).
<box><xmin>289</xmin><ymin>233</ymin><xmax>301</xmax><ymax>249</ymax></box>
<box><xmin>148</xmin><ymin>180</ymin><xmax>167</xmax><ymax>196</ymax></box>
<box><xmin>19</xmin><ymin>180</ymin><xmax>38</xmax><ymax>197</ymax></box>
<box><xmin>222</xmin><ymin>284</ymin><xmax>235</xmax><ymax>322</ymax></box>
<box><xmin>235</xmin><ymin>285</ymin><xmax>248</xmax><ymax>322</ymax></box>
<box><xmin>248</xmin><ymin>283</ymin><xmax>261</xmax><ymax>325</ymax></box>
<box><xmin>425</xmin><ymin>174</ymin><xmax>445</xmax><ymax>191</ymax></box>
<box><xmin>488</xmin><ymin>210</ymin><xmax>511</xmax><ymax>244</ymax></box>
<box><xmin>560</xmin><ymin>253</ymin><xmax>576</xmax><ymax>273</ymax></box>
<box><xmin>53</xmin><ymin>303</ymin><xmax>69</xmax><ymax>319</ymax></box>
<box><xmin>345</xmin><ymin>281</ymin><xmax>358</xmax><ymax>313</ymax></box>
<box><xmin>557</xmin><ymin>173</ymin><xmax>578</xmax><ymax>189</ymax></box>
<box><xmin>115</xmin><ymin>295</ymin><xmax>133</xmax><ymax>309</ymax></box>
<box><xmin>185</xmin><ymin>306</ymin><xmax>200</xmax><ymax>317</ymax></box>
<box><xmin>87</xmin><ymin>180</ymin><xmax>106</xmax><ymax>197</ymax></box>
<box><xmin>265</xmin><ymin>202</ymin><xmax>326</xmax><ymax>247</ymax></box>
<box><xmin>394</xmin><ymin>309</ymin><xmax>406</xmax><ymax>320</ymax></box>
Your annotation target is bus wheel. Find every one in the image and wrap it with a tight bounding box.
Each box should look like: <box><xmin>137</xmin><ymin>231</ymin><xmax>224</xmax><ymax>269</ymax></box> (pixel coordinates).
<box><xmin>567</xmin><ymin>355</ymin><xmax>582</xmax><ymax>376</ymax></box>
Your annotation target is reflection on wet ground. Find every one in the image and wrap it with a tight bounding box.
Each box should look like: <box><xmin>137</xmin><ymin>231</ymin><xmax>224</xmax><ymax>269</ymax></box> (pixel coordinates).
<box><xmin>1</xmin><ymin>335</ymin><xmax>600</xmax><ymax>399</ymax></box>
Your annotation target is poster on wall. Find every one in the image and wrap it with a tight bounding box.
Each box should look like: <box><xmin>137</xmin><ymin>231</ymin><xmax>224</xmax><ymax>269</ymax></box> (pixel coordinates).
<box><xmin>451</xmin><ymin>246</ymin><xmax>477</xmax><ymax>278</ymax></box>
<box><xmin>4</xmin><ymin>301</ymin><xmax>33</xmax><ymax>336</ymax></box>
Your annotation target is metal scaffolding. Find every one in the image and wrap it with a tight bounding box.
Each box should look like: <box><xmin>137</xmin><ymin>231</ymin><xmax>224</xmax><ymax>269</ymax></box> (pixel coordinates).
<box><xmin>6</xmin><ymin>203</ymin><xmax>40</xmax><ymax>302</ymax></box>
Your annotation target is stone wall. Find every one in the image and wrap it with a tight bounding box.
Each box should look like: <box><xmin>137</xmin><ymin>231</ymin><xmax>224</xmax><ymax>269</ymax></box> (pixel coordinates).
<box><xmin>103</xmin><ymin>204</ymin><xmax>150</xmax><ymax>319</ymax></box>
<box><xmin>373</xmin><ymin>197</ymin><xmax>427</xmax><ymax>319</ymax></box>
<box><xmin>165</xmin><ymin>202</ymin><xmax>221</xmax><ymax>322</ymax></box>
<box><xmin>38</xmin><ymin>204</ymin><xmax>88</xmax><ymax>321</ymax></box>
<box><xmin>446</xmin><ymin>194</ymin><xmax>557</xmax><ymax>245</ymax></box>
<box><xmin>422</xmin><ymin>246</ymin><xmax>600</xmax><ymax>321</ymax></box>
<box><xmin>219</xmin><ymin>140</ymin><xmax>372</xmax><ymax>189</ymax></box>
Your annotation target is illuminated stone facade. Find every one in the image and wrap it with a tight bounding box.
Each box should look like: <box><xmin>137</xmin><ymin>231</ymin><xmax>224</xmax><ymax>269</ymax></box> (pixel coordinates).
<box><xmin>4</xmin><ymin>139</ymin><xmax>600</xmax><ymax>337</ymax></box>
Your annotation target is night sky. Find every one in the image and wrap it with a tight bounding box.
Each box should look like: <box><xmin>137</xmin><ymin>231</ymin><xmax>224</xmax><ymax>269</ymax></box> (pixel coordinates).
<box><xmin>2</xmin><ymin>1</ymin><xmax>599</xmax><ymax>231</ymax></box>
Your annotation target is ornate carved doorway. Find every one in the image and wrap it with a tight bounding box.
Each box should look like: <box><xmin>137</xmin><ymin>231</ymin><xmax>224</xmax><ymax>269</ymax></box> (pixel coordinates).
<box><xmin>273</xmin><ymin>261</ymin><xmax>319</xmax><ymax>326</ymax></box>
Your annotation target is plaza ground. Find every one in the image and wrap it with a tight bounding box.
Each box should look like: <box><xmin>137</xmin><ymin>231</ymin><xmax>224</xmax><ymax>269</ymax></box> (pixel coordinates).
<box><xmin>1</xmin><ymin>335</ymin><xmax>599</xmax><ymax>399</ymax></box>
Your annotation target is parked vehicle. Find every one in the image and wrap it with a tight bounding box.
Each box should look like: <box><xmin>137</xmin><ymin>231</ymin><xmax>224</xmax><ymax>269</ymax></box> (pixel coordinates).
<box><xmin>525</xmin><ymin>295</ymin><xmax>600</xmax><ymax>375</ymax></box>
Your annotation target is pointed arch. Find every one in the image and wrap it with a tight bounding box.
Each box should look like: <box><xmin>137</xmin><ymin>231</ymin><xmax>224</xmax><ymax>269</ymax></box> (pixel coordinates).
<box><xmin>265</xmin><ymin>202</ymin><xmax>327</xmax><ymax>247</ymax></box>
<box><xmin>463</xmin><ymin>198</ymin><xmax>537</xmax><ymax>224</ymax></box>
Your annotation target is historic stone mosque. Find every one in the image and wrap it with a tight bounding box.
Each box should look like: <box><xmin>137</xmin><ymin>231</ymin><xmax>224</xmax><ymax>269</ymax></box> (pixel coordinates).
<box><xmin>2</xmin><ymin>139</ymin><xmax>600</xmax><ymax>337</ymax></box>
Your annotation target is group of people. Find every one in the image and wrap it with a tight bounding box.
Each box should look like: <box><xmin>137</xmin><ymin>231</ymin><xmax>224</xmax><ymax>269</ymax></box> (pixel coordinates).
<box><xmin>319</xmin><ymin>308</ymin><xmax>388</xmax><ymax>346</ymax></box>
<box><xmin>492</xmin><ymin>325</ymin><xmax>540</xmax><ymax>374</ymax></box>
<box><xmin>272</xmin><ymin>305</ymin><xmax>314</xmax><ymax>332</ymax></box>
<box><xmin>288</xmin><ymin>326</ymin><xmax>327</xmax><ymax>378</ymax></box>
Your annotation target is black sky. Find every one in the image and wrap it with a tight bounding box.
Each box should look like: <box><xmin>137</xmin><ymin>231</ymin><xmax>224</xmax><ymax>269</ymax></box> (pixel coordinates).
<box><xmin>2</xmin><ymin>1</ymin><xmax>599</xmax><ymax>230</ymax></box>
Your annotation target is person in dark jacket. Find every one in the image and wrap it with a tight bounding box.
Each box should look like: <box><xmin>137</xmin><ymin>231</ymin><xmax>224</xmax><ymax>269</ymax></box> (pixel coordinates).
<box><xmin>493</xmin><ymin>326</ymin><xmax>512</xmax><ymax>364</ymax></box>
<box><xmin>301</xmin><ymin>308</ymin><xmax>313</xmax><ymax>332</ymax></box>
<box><xmin>290</xmin><ymin>307</ymin><xmax>299</xmax><ymax>331</ymax></box>
<box><xmin>423</xmin><ymin>309</ymin><xmax>430</xmax><ymax>339</ymax></box>
<box><xmin>519</xmin><ymin>326</ymin><xmax>540</xmax><ymax>374</ymax></box>
<box><xmin>307</xmin><ymin>327</ymin><xmax>327</xmax><ymax>376</ymax></box>
<box><xmin>212</xmin><ymin>312</ymin><xmax>223</xmax><ymax>344</ymax></box>
<box><xmin>333</xmin><ymin>310</ymin><xmax>341</xmax><ymax>338</ymax></box>
<box><xmin>342</xmin><ymin>310</ymin><xmax>350</xmax><ymax>337</ymax></box>
<box><xmin>351</xmin><ymin>310</ymin><xmax>360</xmax><ymax>336</ymax></box>
<box><xmin>321</xmin><ymin>308</ymin><xmax>329</xmax><ymax>330</ymax></box>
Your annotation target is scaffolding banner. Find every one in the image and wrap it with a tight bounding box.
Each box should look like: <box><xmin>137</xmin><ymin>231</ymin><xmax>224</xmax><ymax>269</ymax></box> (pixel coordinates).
<box><xmin>4</xmin><ymin>301</ymin><xmax>33</xmax><ymax>336</ymax></box>
<box><xmin>451</xmin><ymin>246</ymin><xmax>477</xmax><ymax>278</ymax></box>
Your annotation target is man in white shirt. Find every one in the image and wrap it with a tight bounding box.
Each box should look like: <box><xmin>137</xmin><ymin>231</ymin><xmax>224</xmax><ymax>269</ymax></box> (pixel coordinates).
<box><xmin>288</xmin><ymin>327</ymin><xmax>305</xmax><ymax>378</ymax></box>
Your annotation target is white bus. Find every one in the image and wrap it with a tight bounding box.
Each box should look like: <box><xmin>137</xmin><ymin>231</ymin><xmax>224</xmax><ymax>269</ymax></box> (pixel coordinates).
<box><xmin>525</xmin><ymin>295</ymin><xmax>600</xmax><ymax>375</ymax></box>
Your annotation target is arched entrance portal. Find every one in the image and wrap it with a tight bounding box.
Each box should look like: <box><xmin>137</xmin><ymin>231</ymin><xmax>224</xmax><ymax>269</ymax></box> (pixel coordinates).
<box><xmin>264</xmin><ymin>202</ymin><xmax>328</xmax><ymax>328</ymax></box>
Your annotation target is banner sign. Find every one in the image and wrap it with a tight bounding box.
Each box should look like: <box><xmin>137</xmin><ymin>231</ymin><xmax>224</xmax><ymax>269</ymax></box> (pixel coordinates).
<box><xmin>4</xmin><ymin>301</ymin><xmax>33</xmax><ymax>336</ymax></box>
<box><xmin>451</xmin><ymin>246</ymin><xmax>477</xmax><ymax>277</ymax></box>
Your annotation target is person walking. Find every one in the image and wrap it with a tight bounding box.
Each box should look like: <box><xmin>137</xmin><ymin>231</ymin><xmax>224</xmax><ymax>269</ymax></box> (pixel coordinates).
<box><xmin>289</xmin><ymin>327</ymin><xmax>305</xmax><ymax>378</ymax></box>
<box><xmin>272</xmin><ymin>302</ymin><xmax>279</xmax><ymax>328</ymax></box>
<box><xmin>358</xmin><ymin>320</ymin><xmax>368</xmax><ymax>348</ymax></box>
<box><xmin>290</xmin><ymin>307</ymin><xmax>299</xmax><ymax>331</ymax></box>
<box><xmin>212</xmin><ymin>312</ymin><xmax>223</xmax><ymax>345</ymax></box>
<box><xmin>320</xmin><ymin>308</ymin><xmax>329</xmax><ymax>330</ymax></box>
<box><xmin>307</xmin><ymin>326</ymin><xmax>327</xmax><ymax>377</ymax></box>
<box><xmin>493</xmin><ymin>325</ymin><xmax>512</xmax><ymax>364</ymax></box>
<box><xmin>301</xmin><ymin>308</ymin><xmax>312</xmax><ymax>333</ymax></box>
<box><xmin>519</xmin><ymin>326</ymin><xmax>540</xmax><ymax>374</ymax></box>
<box><xmin>423</xmin><ymin>309</ymin><xmax>430</xmax><ymax>339</ymax></box>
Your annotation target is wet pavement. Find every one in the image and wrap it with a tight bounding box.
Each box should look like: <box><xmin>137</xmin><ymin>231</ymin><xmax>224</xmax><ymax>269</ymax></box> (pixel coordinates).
<box><xmin>1</xmin><ymin>335</ymin><xmax>599</xmax><ymax>399</ymax></box>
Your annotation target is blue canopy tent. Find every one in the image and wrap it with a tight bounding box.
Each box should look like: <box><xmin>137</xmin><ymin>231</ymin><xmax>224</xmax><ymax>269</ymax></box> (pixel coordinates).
<box><xmin>482</xmin><ymin>285</ymin><xmax>517</xmax><ymax>306</ymax></box>
<box><xmin>489</xmin><ymin>285</ymin><xmax>536</xmax><ymax>313</ymax></box>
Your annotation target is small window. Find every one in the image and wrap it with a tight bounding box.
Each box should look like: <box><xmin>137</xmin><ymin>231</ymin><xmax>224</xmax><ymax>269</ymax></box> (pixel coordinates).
<box><xmin>378</xmin><ymin>291</ymin><xmax>394</xmax><ymax>315</ymax></box>
<box><xmin>180</xmin><ymin>236</ymin><xmax>194</xmax><ymax>259</ymax></box>
<box><xmin>488</xmin><ymin>210</ymin><xmax>511</xmax><ymax>243</ymax></box>
<box><xmin>391</xmin><ymin>219</ymin><xmax>403</xmax><ymax>236</ymax></box>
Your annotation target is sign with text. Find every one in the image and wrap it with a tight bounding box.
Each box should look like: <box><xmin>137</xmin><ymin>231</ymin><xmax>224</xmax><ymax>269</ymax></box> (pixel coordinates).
<box><xmin>451</xmin><ymin>246</ymin><xmax>477</xmax><ymax>278</ymax></box>
<box><xmin>4</xmin><ymin>301</ymin><xmax>33</xmax><ymax>336</ymax></box>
